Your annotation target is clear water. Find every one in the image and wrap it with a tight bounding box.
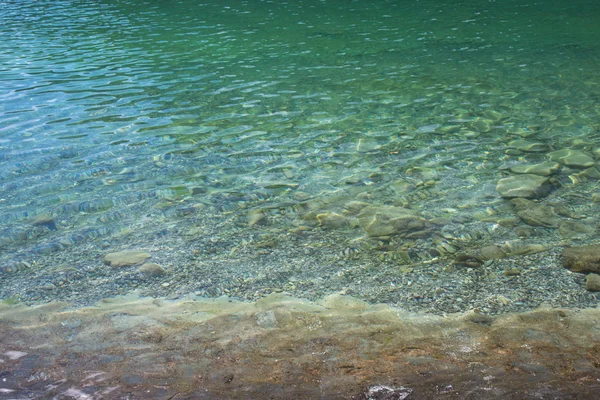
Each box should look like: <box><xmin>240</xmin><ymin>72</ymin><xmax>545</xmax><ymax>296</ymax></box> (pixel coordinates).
<box><xmin>1</xmin><ymin>0</ymin><xmax>600</xmax><ymax>312</ymax></box>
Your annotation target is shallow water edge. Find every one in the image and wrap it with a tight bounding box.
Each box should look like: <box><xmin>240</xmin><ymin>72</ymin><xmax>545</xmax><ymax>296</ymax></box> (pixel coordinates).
<box><xmin>1</xmin><ymin>293</ymin><xmax>599</xmax><ymax>399</ymax></box>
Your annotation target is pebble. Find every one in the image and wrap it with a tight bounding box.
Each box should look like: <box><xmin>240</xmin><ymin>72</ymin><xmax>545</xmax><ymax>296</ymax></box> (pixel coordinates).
<box><xmin>585</xmin><ymin>274</ymin><xmax>600</xmax><ymax>292</ymax></box>
<box><xmin>139</xmin><ymin>263</ymin><xmax>167</xmax><ymax>277</ymax></box>
<box><xmin>509</xmin><ymin>161</ymin><xmax>560</xmax><ymax>176</ymax></box>
<box><xmin>548</xmin><ymin>149</ymin><xmax>595</xmax><ymax>168</ymax></box>
<box><xmin>30</xmin><ymin>214</ymin><xmax>57</xmax><ymax>230</ymax></box>
<box><xmin>292</xmin><ymin>191</ymin><xmax>310</xmax><ymax>201</ymax></box>
<box><xmin>507</xmin><ymin>140</ymin><xmax>549</xmax><ymax>152</ymax></box>
<box><xmin>390</xmin><ymin>179</ymin><xmax>416</xmax><ymax>195</ymax></box>
<box><xmin>514</xmin><ymin>225</ymin><xmax>536</xmax><ymax>238</ymax></box>
<box><xmin>262</xmin><ymin>182</ymin><xmax>299</xmax><ymax>189</ymax></box>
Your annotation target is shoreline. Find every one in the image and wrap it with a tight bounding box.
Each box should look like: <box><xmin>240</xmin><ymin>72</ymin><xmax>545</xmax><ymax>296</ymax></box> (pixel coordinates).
<box><xmin>1</xmin><ymin>224</ymin><xmax>598</xmax><ymax>316</ymax></box>
<box><xmin>1</xmin><ymin>292</ymin><xmax>599</xmax><ymax>399</ymax></box>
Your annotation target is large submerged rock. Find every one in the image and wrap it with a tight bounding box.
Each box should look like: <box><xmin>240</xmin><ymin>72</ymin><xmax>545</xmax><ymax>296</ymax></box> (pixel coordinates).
<box><xmin>104</xmin><ymin>249</ymin><xmax>151</xmax><ymax>268</ymax></box>
<box><xmin>509</xmin><ymin>161</ymin><xmax>560</xmax><ymax>176</ymax></box>
<box><xmin>357</xmin><ymin>205</ymin><xmax>428</xmax><ymax>238</ymax></box>
<box><xmin>562</xmin><ymin>245</ymin><xmax>600</xmax><ymax>273</ymax></box>
<box><xmin>496</xmin><ymin>174</ymin><xmax>552</xmax><ymax>199</ymax></box>
<box><xmin>510</xmin><ymin>198</ymin><xmax>559</xmax><ymax>228</ymax></box>
<box><xmin>549</xmin><ymin>149</ymin><xmax>595</xmax><ymax>168</ymax></box>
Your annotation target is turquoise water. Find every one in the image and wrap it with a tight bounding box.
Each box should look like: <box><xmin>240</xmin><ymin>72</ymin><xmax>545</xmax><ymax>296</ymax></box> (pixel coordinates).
<box><xmin>1</xmin><ymin>0</ymin><xmax>600</xmax><ymax>312</ymax></box>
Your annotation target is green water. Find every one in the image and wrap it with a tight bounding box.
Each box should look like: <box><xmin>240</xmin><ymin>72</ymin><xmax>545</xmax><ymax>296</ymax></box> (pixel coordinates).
<box><xmin>1</xmin><ymin>0</ymin><xmax>600</xmax><ymax>312</ymax></box>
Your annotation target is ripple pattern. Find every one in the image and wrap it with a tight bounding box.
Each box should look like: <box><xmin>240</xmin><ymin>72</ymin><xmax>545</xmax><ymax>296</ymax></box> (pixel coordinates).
<box><xmin>1</xmin><ymin>0</ymin><xmax>600</xmax><ymax>266</ymax></box>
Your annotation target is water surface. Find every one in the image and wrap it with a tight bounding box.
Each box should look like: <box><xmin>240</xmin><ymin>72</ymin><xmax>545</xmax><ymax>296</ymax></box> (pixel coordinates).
<box><xmin>1</xmin><ymin>0</ymin><xmax>600</xmax><ymax>314</ymax></box>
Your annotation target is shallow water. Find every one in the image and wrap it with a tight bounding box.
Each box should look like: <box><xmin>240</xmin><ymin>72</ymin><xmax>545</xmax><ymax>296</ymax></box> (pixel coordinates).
<box><xmin>1</xmin><ymin>0</ymin><xmax>600</xmax><ymax>309</ymax></box>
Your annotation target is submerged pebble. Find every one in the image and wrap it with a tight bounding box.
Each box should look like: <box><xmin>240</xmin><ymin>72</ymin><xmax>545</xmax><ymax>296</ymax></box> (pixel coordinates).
<box><xmin>104</xmin><ymin>250</ymin><xmax>151</xmax><ymax>268</ymax></box>
<box><xmin>139</xmin><ymin>263</ymin><xmax>166</xmax><ymax>277</ymax></box>
<box><xmin>585</xmin><ymin>274</ymin><xmax>600</xmax><ymax>292</ymax></box>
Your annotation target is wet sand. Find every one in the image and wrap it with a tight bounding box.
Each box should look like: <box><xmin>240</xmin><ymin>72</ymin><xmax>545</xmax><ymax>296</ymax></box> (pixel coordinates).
<box><xmin>1</xmin><ymin>293</ymin><xmax>599</xmax><ymax>399</ymax></box>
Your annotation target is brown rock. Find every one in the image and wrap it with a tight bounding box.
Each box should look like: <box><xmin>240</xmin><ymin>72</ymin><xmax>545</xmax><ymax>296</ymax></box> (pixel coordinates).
<box><xmin>454</xmin><ymin>253</ymin><xmax>484</xmax><ymax>268</ymax></box>
<box><xmin>562</xmin><ymin>245</ymin><xmax>600</xmax><ymax>273</ymax></box>
<box><xmin>503</xmin><ymin>268</ymin><xmax>522</xmax><ymax>276</ymax></box>
<box><xmin>515</xmin><ymin>225</ymin><xmax>536</xmax><ymax>238</ymax></box>
<box><xmin>503</xmin><ymin>242</ymin><xmax>548</xmax><ymax>256</ymax></box>
<box><xmin>558</xmin><ymin>221</ymin><xmax>594</xmax><ymax>238</ymax></box>
<box><xmin>139</xmin><ymin>263</ymin><xmax>166</xmax><ymax>277</ymax></box>
<box><xmin>316</xmin><ymin>212</ymin><xmax>351</xmax><ymax>229</ymax></box>
<box><xmin>104</xmin><ymin>250</ymin><xmax>151</xmax><ymax>268</ymax></box>
<box><xmin>480</xmin><ymin>245</ymin><xmax>507</xmax><ymax>260</ymax></box>
<box><xmin>585</xmin><ymin>274</ymin><xmax>600</xmax><ymax>292</ymax></box>
<box><xmin>511</xmin><ymin>198</ymin><xmax>559</xmax><ymax>228</ymax></box>
<box><xmin>357</xmin><ymin>206</ymin><xmax>427</xmax><ymax>238</ymax></box>
<box><xmin>343</xmin><ymin>201</ymin><xmax>370</xmax><ymax>215</ymax></box>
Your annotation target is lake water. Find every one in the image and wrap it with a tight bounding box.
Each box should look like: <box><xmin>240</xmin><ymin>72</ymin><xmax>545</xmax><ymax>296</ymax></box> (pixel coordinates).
<box><xmin>1</xmin><ymin>0</ymin><xmax>600</xmax><ymax>397</ymax></box>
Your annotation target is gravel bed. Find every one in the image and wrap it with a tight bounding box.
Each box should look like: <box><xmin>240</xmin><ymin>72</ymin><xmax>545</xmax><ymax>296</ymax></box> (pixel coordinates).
<box><xmin>1</xmin><ymin>202</ymin><xmax>598</xmax><ymax>315</ymax></box>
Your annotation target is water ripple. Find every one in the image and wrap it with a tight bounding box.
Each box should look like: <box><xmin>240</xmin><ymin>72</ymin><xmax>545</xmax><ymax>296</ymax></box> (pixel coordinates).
<box><xmin>0</xmin><ymin>0</ymin><xmax>599</xmax><ymax>262</ymax></box>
